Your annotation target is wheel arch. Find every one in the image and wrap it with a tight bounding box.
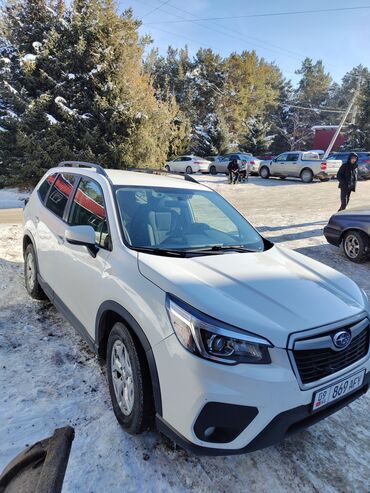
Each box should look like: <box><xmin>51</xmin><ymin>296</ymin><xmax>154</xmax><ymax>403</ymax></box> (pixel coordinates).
<box><xmin>300</xmin><ymin>167</ymin><xmax>314</xmax><ymax>177</ymax></box>
<box><xmin>339</xmin><ymin>227</ymin><xmax>370</xmax><ymax>244</ymax></box>
<box><xmin>95</xmin><ymin>301</ymin><xmax>162</xmax><ymax>416</ymax></box>
<box><xmin>259</xmin><ymin>165</ymin><xmax>270</xmax><ymax>177</ymax></box>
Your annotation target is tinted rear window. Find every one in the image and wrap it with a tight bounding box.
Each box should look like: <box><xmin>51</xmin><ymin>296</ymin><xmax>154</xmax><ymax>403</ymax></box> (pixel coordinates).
<box><xmin>38</xmin><ymin>173</ymin><xmax>56</xmax><ymax>202</ymax></box>
<box><xmin>45</xmin><ymin>173</ymin><xmax>77</xmax><ymax>219</ymax></box>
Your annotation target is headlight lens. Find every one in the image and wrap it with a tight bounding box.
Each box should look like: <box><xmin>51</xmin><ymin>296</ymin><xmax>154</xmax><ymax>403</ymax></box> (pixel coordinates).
<box><xmin>166</xmin><ymin>295</ymin><xmax>272</xmax><ymax>364</ymax></box>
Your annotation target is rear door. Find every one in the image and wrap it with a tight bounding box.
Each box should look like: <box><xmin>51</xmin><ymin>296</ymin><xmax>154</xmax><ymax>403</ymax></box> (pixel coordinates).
<box><xmin>57</xmin><ymin>176</ymin><xmax>112</xmax><ymax>335</ymax></box>
<box><xmin>36</xmin><ymin>173</ymin><xmax>77</xmax><ymax>293</ymax></box>
<box><xmin>285</xmin><ymin>152</ymin><xmax>300</xmax><ymax>176</ymax></box>
<box><xmin>216</xmin><ymin>156</ymin><xmax>231</xmax><ymax>173</ymax></box>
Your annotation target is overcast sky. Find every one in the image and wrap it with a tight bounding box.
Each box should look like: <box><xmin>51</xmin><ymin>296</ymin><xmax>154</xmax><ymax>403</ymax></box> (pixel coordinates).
<box><xmin>120</xmin><ymin>0</ymin><xmax>370</xmax><ymax>85</ymax></box>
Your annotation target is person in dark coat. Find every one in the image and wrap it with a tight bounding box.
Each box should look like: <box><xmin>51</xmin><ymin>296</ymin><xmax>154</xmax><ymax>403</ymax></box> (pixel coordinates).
<box><xmin>337</xmin><ymin>152</ymin><xmax>358</xmax><ymax>211</ymax></box>
<box><xmin>227</xmin><ymin>158</ymin><xmax>239</xmax><ymax>184</ymax></box>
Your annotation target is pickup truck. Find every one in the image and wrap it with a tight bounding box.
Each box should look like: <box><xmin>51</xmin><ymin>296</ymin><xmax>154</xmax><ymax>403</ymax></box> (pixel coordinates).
<box><xmin>259</xmin><ymin>151</ymin><xmax>342</xmax><ymax>183</ymax></box>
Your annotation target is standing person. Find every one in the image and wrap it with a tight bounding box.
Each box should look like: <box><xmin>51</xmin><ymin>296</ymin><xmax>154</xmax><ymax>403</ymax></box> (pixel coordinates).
<box><xmin>337</xmin><ymin>152</ymin><xmax>358</xmax><ymax>211</ymax></box>
<box><xmin>227</xmin><ymin>157</ymin><xmax>239</xmax><ymax>184</ymax></box>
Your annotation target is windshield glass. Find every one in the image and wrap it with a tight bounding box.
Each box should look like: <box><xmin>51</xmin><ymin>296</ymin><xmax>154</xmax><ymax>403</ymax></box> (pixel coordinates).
<box><xmin>115</xmin><ymin>186</ymin><xmax>265</xmax><ymax>253</ymax></box>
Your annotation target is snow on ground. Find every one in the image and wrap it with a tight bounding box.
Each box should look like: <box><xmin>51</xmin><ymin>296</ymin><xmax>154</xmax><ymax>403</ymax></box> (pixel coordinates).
<box><xmin>0</xmin><ymin>188</ymin><xmax>30</xmax><ymax>209</ymax></box>
<box><xmin>0</xmin><ymin>176</ymin><xmax>370</xmax><ymax>492</ymax></box>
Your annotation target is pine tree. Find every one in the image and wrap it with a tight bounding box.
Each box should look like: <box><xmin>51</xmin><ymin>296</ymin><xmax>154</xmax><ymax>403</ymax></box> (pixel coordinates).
<box><xmin>0</xmin><ymin>0</ymin><xmax>178</xmax><ymax>186</ymax></box>
<box><xmin>289</xmin><ymin>57</ymin><xmax>332</xmax><ymax>149</ymax></box>
<box><xmin>239</xmin><ymin>116</ymin><xmax>271</xmax><ymax>155</ymax></box>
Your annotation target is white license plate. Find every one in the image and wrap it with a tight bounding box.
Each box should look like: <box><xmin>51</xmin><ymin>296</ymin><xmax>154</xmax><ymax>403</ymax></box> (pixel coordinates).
<box><xmin>312</xmin><ymin>369</ymin><xmax>366</xmax><ymax>411</ymax></box>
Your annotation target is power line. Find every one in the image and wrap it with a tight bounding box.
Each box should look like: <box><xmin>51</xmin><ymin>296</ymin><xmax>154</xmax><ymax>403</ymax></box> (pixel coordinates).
<box><xmin>140</xmin><ymin>0</ymin><xmax>304</xmax><ymax>62</ymax></box>
<box><xmin>143</xmin><ymin>5</ymin><xmax>370</xmax><ymax>25</ymax></box>
<box><xmin>285</xmin><ymin>104</ymin><xmax>353</xmax><ymax>113</ymax></box>
<box><xmin>141</xmin><ymin>0</ymin><xmax>172</xmax><ymax>20</ymax></box>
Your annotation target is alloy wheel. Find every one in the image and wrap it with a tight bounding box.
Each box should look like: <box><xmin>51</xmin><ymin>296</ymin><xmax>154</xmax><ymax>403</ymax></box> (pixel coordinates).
<box><xmin>26</xmin><ymin>251</ymin><xmax>36</xmax><ymax>291</ymax></box>
<box><xmin>111</xmin><ymin>340</ymin><xmax>135</xmax><ymax>415</ymax></box>
<box><xmin>344</xmin><ymin>234</ymin><xmax>360</xmax><ymax>259</ymax></box>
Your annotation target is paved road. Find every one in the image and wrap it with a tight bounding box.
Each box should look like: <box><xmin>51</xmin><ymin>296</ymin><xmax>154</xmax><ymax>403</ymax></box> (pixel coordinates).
<box><xmin>0</xmin><ymin>208</ymin><xmax>23</xmax><ymax>224</ymax></box>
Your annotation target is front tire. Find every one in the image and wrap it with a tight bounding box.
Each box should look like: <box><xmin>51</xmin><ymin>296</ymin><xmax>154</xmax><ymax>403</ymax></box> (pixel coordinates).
<box><xmin>259</xmin><ymin>166</ymin><xmax>270</xmax><ymax>179</ymax></box>
<box><xmin>24</xmin><ymin>243</ymin><xmax>46</xmax><ymax>300</ymax></box>
<box><xmin>301</xmin><ymin>168</ymin><xmax>313</xmax><ymax>183</ymax></box>
<box><xmin>185</xmin><ymin>166</ymin><xmax>193</xmax><ymax>174</ymax></box>
<box><xmin>107</xmin><ymin>322</ymin><xmax>154</xmax><ymax>434</ymax></box>
<box><xmin>343</xmin><ymin>230</ymin><xmax>370</xmax><ymax>263</ymax></box>
<box><xmin>165</xmin><ymin>165</ymin><xmax>170</xmax><ymax>172</ymax></box>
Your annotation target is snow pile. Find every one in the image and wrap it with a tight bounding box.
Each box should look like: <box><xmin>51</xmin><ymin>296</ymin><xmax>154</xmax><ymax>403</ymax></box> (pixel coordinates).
<box><xmin>0</xmin><ymin>188</ymin><xmax>30</xmax><ymax>209</ymax></box>
<box><xmin>55</xmin><ymin>96</ymin><xmax>75</xmax><ymax>116</ymax></box>
<box><xmin>46</xmin><ymin>113</ymin><xmax>58</xmax><ymax>125</ymax></box>
<box><xmin>22</xmin><ymin>54</ymin><xmax>37</xmax><ymax>63</ymax></box>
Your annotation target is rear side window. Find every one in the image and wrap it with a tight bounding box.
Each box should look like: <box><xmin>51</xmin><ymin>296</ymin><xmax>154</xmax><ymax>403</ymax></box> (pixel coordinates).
<box><xmin>69</xmin><ymin>177</ymin><xmax>109</xmax><ymax>249</ymax></box>
<box><xmin>38</xmin><ymin>173</ymin><xmax>57</xmax><ymax>203</ymax></box>
<box><xmin>45</xmin><ymin>173</ymin><xmax>77</xmax><ymax>219</ymax></box>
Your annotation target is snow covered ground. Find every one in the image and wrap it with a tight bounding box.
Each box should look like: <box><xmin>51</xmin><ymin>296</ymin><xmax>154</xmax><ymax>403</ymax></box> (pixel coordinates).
<box><xmin>0</xmin><ymin>188</ymin><xmax>30</xmax><ymax>209</ymax></box>
<box><xmin>0</xmin><ymin>176</ymin><xmax>369</xmax><ymax>492</ymax></box>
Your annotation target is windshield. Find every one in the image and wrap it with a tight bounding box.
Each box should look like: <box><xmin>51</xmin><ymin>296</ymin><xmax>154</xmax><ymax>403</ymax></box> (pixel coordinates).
<box><xmin>115</xmin><ymin>186</ymin><xmax>265</xmax><ymax>254</ymax></box>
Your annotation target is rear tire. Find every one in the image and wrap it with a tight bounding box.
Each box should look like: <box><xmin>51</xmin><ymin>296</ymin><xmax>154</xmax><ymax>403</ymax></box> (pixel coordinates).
<box><xmin>343</xmin><ymin>230</ymin><xmax>370</xmax><ymax>263</ymax></box>
<box><xmin>259</xmin><ymin>166</ymin><xmax>270</xmax><ymax>179</ymax></box>
<box><xmin>185</xmin><ymin>166</ymin><xmax>193</xmax><ymax>174</ymax></box>
<box><xmin>107</xmin><ymin>322</ymin><xmax>154</xmax><ymax>434</ymax></box>
<box><xmin>210</xmin><ymin>165</ymin><xmax>217</xmax><ymax>175</ymax></box>
<box><xmin>165</xmin><ymin>165</ymin><xmax>170</xmax><ymax>172</ymax></box>
<box><xmin>24</xmin><ymin>243</ymin><xmax>46</xmax><ymax>300</ymax></box>
<box><xmin>300</xmin><ymin>168</ymin><xmax>313</xmax><ymax>183</ymax></box>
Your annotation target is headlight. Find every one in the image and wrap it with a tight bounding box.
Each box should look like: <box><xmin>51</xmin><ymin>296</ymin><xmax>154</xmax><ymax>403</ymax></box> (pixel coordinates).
<box><xmin>166</xmin><ymin>295</ymin><xmax>272</xmax><ymax>364</ymax></box>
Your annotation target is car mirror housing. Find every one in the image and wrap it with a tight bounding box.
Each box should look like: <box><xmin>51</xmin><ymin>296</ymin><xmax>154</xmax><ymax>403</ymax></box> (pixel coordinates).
<box><xmin>65</xmin><ymin>225</ymin><xmax>98</xmax><ymax>256</ymax></box>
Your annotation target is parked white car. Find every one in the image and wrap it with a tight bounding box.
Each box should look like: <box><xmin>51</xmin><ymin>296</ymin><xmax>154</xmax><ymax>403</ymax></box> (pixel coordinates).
<box><xmin>165</xmin><ymin>155</ymin><xmax>211</xmax><ymax>174</ymax></box>
<box><xmin>23</xmin><ymin>161</ymin><xmax>370</xmax><ymax>455</ymax></box>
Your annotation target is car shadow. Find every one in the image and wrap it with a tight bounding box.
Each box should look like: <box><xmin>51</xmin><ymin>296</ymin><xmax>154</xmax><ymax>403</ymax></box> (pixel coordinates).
<box><xmin>266</xmin><ymin>228</ymin><xmax>325</xmax><ymax>243</ymax></box>
<box><xmin>258</xmin><ymin>221</ymin><xmax>327</xmax><ymax>233</ymax></box>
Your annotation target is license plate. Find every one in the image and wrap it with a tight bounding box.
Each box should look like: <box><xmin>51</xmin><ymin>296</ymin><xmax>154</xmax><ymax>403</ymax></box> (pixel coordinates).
<box><xmin>312</xmin><ymin>369</ymin><xmax>366</xmax><ymax>411</ymax></box>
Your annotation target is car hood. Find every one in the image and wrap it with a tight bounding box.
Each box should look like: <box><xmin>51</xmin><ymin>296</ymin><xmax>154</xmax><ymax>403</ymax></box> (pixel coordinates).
<box><xmin>335</xmin><ymin>207</ymin><xmax>370</xmax><ymax>217</ymax></box>
<box><xmin>138</xmin><ymin>245</ymin><xmax>367</xmax><ymax>348</ymax></box>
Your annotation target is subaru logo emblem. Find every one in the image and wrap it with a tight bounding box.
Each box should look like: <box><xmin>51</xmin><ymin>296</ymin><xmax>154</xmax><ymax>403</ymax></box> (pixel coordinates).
<box><xmin>333</xmin><ymin>330</ymin><xmax>352</xmax><ymax>349</ymax></box>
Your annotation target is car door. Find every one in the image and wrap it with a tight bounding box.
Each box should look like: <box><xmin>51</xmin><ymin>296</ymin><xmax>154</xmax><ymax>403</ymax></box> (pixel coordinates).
<box><xmin>57</xmin><ymin>176</ymin><xmax>112</xmax><ymax>335</ymax></box>
<box><xmin>216</xmin><ymin>156</ymin><xmax>230</xmax><ymax>173</ymax></box>
<box><xmin>172</xmin><ymin>157</ymin><xmax>186</xmax><ymax>172</ymax></box>
<box><xmin>36</xmin><ymin>172</ymin><xmax>78</xmax><ymax>293</ymax></box>
<box><xmin>285</xmin><ymin>152</ymin><xmax>300</xmax><ymax>176</ymax></box>
<box><xmin>270</xmin><ymin>153</ymin><xmax>288</xmax><ymax>176</ymax></box>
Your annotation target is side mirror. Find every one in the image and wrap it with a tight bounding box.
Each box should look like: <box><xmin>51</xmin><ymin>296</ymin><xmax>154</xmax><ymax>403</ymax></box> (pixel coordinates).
<box><xmin>65</xmin><ymin>225</ymin><xmax>98</xmax><ymax>256</ymax></box>
<box><xmin>272</xmin><ymin>157</ymin><xmax>277</xmax><ymax>162</ymax></box>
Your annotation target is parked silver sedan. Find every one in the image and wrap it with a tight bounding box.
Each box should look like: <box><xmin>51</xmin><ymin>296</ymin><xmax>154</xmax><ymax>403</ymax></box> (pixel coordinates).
<box><xmin>210</xmin><ymin>153</ymin><xmax>261</xmax><ymax>175</ymax></box>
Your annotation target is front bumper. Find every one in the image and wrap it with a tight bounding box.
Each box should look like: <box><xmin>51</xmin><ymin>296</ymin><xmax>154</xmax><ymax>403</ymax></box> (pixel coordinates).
<box><xmin>323</xmin><ymin>225</ymin><xmax>342</xmax><ymax>246</ymax></box>
<box><xmin>157</xmin><ymin>371</ymin><xmax>370</xmax><ymax>455</ymax></box>
<box><xmin>153</xmin><ymin>333</ymin><xmax>370</xmax><ymax>454</ymax></box>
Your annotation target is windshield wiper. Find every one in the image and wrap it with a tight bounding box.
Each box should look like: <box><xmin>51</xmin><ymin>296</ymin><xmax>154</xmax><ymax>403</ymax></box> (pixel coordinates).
<box><xmin>133</xmin><ymin>246</ymin><xmax>189</xmax><ymax>257</ymax></box>
<box><xmin>185</xmin><ymin>245</ymin><xmax>258</xmax><ymax>253</ymax></box>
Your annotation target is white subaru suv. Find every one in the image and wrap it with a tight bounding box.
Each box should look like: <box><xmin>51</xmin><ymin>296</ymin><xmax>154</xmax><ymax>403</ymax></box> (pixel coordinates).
<box><xmin>23</xmin><ymin>161</ymin><xmax>370</xmax><ymax>455</ymax></box>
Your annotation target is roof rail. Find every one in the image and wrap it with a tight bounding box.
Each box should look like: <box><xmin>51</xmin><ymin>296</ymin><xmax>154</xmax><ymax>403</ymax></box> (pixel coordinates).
<box><xmin>58</xmin><ymin>161</ymin><xmax>109</xmax><ymax>179</ymax></box>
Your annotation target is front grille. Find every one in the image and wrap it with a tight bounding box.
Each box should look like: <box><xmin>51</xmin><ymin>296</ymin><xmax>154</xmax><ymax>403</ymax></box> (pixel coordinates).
<box><xmin>293</xmin><ymin>326</ymin><xmax>369</xmax><ymax>384</ymax></box>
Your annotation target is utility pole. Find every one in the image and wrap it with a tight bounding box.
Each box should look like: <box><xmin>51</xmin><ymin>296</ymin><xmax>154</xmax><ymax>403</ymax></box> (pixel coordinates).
<box><xmin>323</xmin><ymin>77</ymin><xmax>362</xmax><ymax>159</ymax></box>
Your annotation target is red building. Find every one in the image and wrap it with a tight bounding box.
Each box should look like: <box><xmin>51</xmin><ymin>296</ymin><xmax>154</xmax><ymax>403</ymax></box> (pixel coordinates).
<box><xmin>312</xmin><ymin>125</ymin><xmax>347</xmax><ymax>152</ymax></box>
